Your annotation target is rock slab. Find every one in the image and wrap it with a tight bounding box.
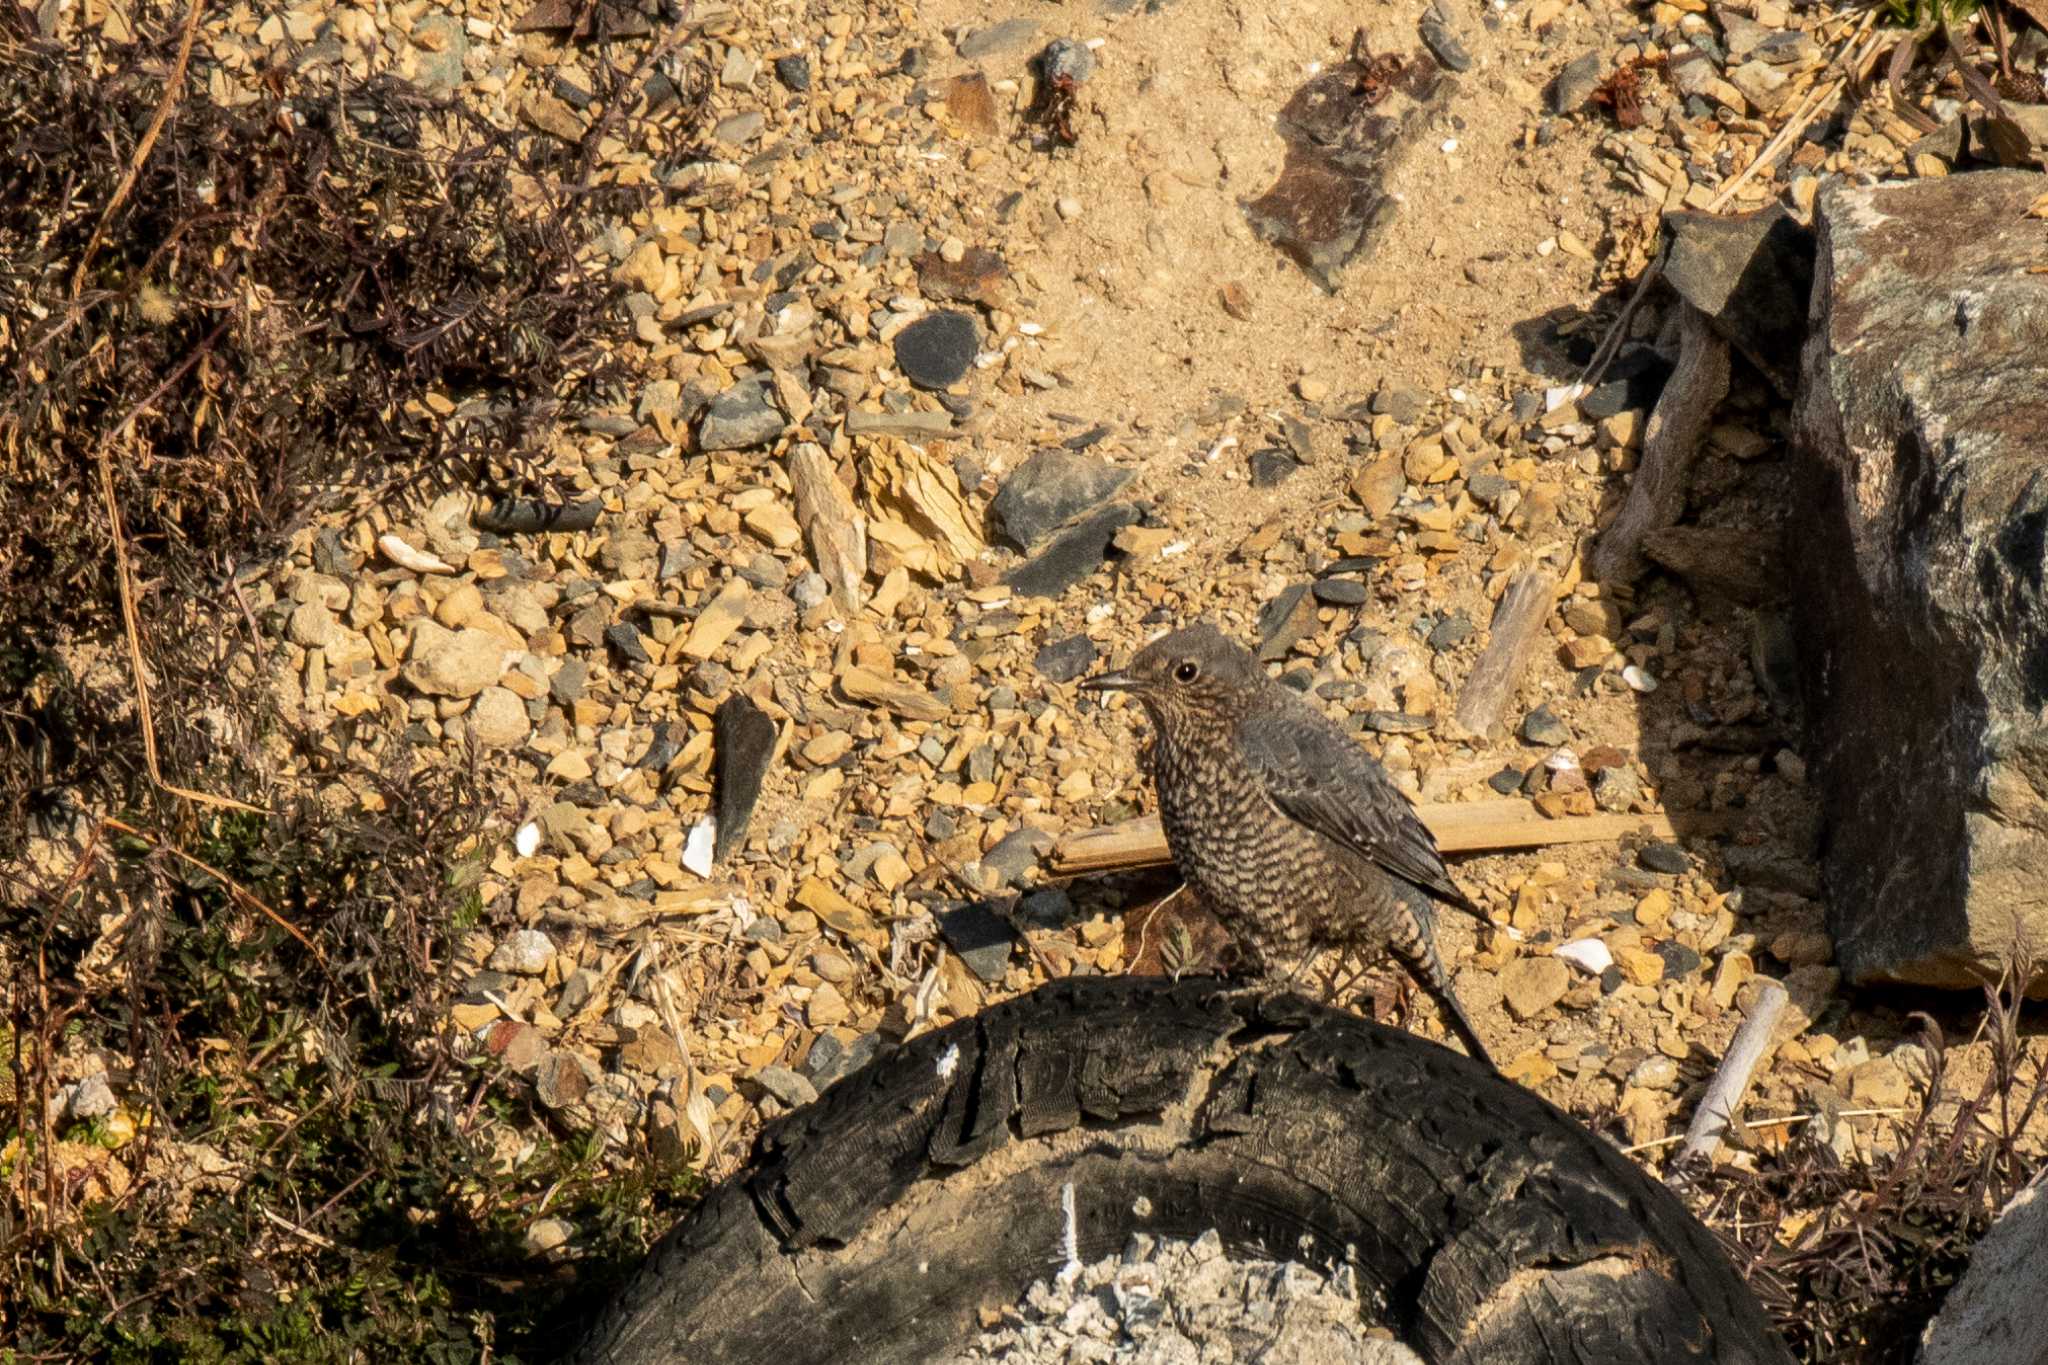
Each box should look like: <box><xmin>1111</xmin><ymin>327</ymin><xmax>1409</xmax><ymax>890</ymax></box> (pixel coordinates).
<box><xmin>1791</xmin><ymin>171</ymin><xmax>2048</xmax><ymax>993</ymax></box>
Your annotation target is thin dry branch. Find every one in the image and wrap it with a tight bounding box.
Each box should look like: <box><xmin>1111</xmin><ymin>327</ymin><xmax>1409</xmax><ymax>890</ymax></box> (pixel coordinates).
<box><xmin>102</xmin><ymin>816</ymin><xmax>321</xmax><ymax>960</ymax></box>
<box><xmin>70</xmin><ymin>0</ymin><xmax>207</xmax><ymax>297</ymax></box>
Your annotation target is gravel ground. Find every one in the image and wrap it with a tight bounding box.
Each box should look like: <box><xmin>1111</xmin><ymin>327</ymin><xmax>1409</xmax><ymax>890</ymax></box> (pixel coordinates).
<box><xmin>952</xmin><ymin>1229</ymin><xmax>1422</xmax><ymax>1365</ymax></box>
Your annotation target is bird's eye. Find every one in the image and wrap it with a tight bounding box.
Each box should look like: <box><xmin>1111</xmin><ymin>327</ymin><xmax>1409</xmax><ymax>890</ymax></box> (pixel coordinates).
<box><xmin>1173</xmin><ymin>661</ymin><xmax>1199</xmax><ymax>683</ymax></box>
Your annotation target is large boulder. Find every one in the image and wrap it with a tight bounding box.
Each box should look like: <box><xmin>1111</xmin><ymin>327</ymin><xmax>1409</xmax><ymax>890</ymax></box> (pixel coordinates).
<box><xmin>1791</xmin><ymin>170</ymin><xmax>2048</xmax><ymax>992</ymax></box>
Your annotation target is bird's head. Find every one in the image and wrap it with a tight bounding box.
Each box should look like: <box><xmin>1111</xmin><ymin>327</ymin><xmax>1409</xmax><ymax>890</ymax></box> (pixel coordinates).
<box><xmin>1079</xmin><ymin>621</ymin><xmax>1262</xmax><ymax>725</ymax></box>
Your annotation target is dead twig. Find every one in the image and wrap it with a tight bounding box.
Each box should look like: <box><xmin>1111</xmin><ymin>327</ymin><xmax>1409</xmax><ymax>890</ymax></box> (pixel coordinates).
<box><xmin>70</xmin><ymin>0</ymin><xmax>207</xmax><ymax>298</ymax></box>
<box><xmin>1675</xmin><ymin>977</ymin><xmax>1788</xmax><ymax>1170</ymax></box>
<box><xmin>101</xmin><ymin>816</ymin><xmax>321</xmax><ymax>961</ymax></box>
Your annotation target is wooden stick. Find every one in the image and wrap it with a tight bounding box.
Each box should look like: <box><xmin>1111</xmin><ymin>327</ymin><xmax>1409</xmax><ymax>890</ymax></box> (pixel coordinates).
<box><xmin>1677</xmin><ymin>977</ymin><xmax>1789</xmax><ymax>1168</ymax></box>
<box><xmin>1589</xmin><ymin>303</ymin><xmax>1730</xmax><ymax>585</ymax></box>
<box><xmin>1453</xmin><ymin>570</ymin><xmax>1559</xmax><ymax>739</ymax></box>
<box><xmin>1050</xmin><ymin>801</ymin><xmax>1735</xmax><ymax>877</ymax></box>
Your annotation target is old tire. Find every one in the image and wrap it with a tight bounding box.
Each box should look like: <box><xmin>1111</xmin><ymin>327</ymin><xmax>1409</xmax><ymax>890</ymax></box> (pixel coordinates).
<box><xmin>569</xmin><ymin>977</ymin><xmax>1790</xmax><ymax>1364</ymax></box>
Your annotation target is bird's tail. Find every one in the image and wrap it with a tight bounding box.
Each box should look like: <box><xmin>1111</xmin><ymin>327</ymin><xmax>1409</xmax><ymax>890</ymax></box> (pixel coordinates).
<box><xmin>1391</xmin><ymin>936</ymin><xmax>1497</xmax><ymax>1071</ymax></box>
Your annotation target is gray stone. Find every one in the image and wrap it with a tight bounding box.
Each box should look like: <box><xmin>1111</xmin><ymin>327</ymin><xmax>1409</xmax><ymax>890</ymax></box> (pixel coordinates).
<box><xmin>1922</xmin><ymin>1166</ymin><xmax>2048</xmax><ymax>1364</ymax></box>
<box><xmin>1521</xmin><ymin>704</ymin><xmax>1570</xmax><ymax>746</ymax></box>
<box><xmin>604</xmin><ymin>622</ymin><xmax>652</xmax><ymax>664</ymax></box>
<box><xmin>937</xmin><ymin>900</ymin><xmax>1017</xmax><ymax>982</ymax></box>
<box><xmin>893</xmin><ymin>309</ymin><xmax>979</xmax><ymax>389</ymax></box>
<box><xmin>468</xmin><ymin>686</ymin><xmax>531</xmax><ymax>748</ymax></box>
<box><xmin>774</xmin><ymin>55</ymin><xmax>811</xmax><ymax>92</ymax></box>
<box><xmin>1003</xmin><ymin>502</ymin><xmax>1140</xmax><ymax>598</ymax></box>
<box><xmin>1553</xmin><ymin>52</ymin><xmax>1603</xmax><ymax>113</ymax></box>
<box><xmin>989</xmin><ymin>450</ymin><xmax>1134</xmax><ymax>551</ymax></box>
<box><xmin>1370</xmin><ymin>382</ymin><xmax>1428</xmax><ymax>424</ymax></box>
<box><xmin>1661</xmin><ymin>204</ymin><xmax>1814</xmax><ymax>398</ymax></box>
<box><xmin>1793</xmin><ymin>173</ymin><xmax>2048</xmax><ymax>992</ymax></box>
<box><xmin>713</xmin><ymin>111</ymin><xmax>765</xmax><ymax>145</ymax></box>
<box><xmin>1039</xmin><ymin>37</ymin><xmax>1095</xmax><ymax>86</ymax></box>
<box><xmin>402</xmin><ymin>620</ymin><xmax>509</xmax><ymax>698</ymax></box>
<box><xmin>490</xmin><ymin>928</ymin><xmax>556</xmax><ymax>975</ymax></box>
<box><xmin>957</xmin><ymin>17</ymin><xmax>1037</xmax><ymax>59</ymax></box>
<box><xmin>1311</xmin><ymin>577</ymin><xmax>1367</xmax><ymax>606</ymax></box>
<box><xmin>1419</xmin><ymin>9</ymin><xmax>1473</xmax><ymax>73</ymax></box>
<box><xmin>1426</xmin><ymin>612</ymin><xmax>1474</xmax><ymax>652</ymax></box>
<box><xmin>1638</xmin><ymin>842</ymin><xmax>1689</xmax><ymax>875</ymax></box>
<box><xmin>697</xmin><ymin>380</ymin><xmax>786</xmax><ymax>451</ymax></box>
<box><xmin>753</xmin><ymin>1065</ymin><xmax>819</xmax><ymax>1108</ymax></box>
<box><xmin>66</xmin><ymin>1073</ymin><xmax>116</xmax><ymax>1121</ymax></box>
<box><xmin>1256</xmin><ymin>582</ymin><xmax>1317</xmax><ymax>662</ymax></box>
<box><xmin>550</xmin><ymin>657</ymin><xmax>588</xmax><ymax>703</ymax></box>
<box><xmin>288</xmin><ymin>602</ymin><xmax>338</xmax><ymax>649</ymax></box>
<box><xmin>714</xmin><ymin>694</ymin><xmax>777</xmax><ymax>862</ymax></box>
<box><xmin>1593</xmin><ymin>764</ymin><xmax>1641</xmax><ymax>813</ymax></box>
<box><xmin>411</xmin><ymin>14</ymin><xmax>468</xmax><ymax>94</ymax></box>
<box><xmin>1031</xmin><ymin>632</ymin><xmax>1098</xmax><ymax>684</ymax></box>
<box><xmin>981</xmin><ymin>827</ymin><xmax>1054</xmax><ymax>887</ymax></box>
<box><xmin>1248</xmin><ymin>448</ymin><xmax>1298</xmax><ymax>487</ymax></box>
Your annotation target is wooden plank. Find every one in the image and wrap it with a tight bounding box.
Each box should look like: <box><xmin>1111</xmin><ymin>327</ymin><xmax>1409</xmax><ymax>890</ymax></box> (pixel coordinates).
<box><xmin>1453</xmin><ymin>568</ymin><xmax>1559</xmax><ymax>738</ymax></box>
<box><xmin>1048</xmin><ymin>800</ymin><xmax>1733</xmax><ymax>877</ymax></box>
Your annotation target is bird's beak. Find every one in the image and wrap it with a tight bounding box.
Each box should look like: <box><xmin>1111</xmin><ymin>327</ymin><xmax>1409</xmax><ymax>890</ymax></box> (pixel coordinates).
<box><xmin>1078</xmin><ymin>669</ymin><xmax>1140</xmax><ymax>693</ymax></box>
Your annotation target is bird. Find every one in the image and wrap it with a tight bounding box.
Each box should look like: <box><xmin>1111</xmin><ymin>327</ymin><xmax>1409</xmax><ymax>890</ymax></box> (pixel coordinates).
<box><xmin>1080</xmin><ymin>619</ymin><xmax>1496</xmax><ymax>1068</ymax></box>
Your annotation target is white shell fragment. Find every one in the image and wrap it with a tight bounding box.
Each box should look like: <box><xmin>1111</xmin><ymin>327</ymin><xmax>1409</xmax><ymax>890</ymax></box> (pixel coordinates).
<box><xmin>514</xmin><ymin>820</ymin><xmax>540</xmax><ymax>858</ymax></box>
<box><xmin>378</xmin><ymin>533</ymin><xmax>455</xmax><ymax>575</ymax></box>
<box><xmin>1554</xmin><ymin>938</ymin><xmax>1615</xmax><ymax>977</ymax></box>
<box><xmin>682</xmin><ymin>816</ymin><xmax>718</xmax><ymax>878</ymax></box>
<box><xmin>1622</xmin><ymin>665</ymin><xmax>1660</xmax><ymax>693</ymax></box>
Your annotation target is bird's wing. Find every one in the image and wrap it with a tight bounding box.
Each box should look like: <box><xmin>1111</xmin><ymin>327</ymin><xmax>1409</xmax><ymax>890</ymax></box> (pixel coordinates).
<box><xmin>1238</xmin><ymin>702</ymin><xmax>1486</xmax><ymax>920</ymax></box>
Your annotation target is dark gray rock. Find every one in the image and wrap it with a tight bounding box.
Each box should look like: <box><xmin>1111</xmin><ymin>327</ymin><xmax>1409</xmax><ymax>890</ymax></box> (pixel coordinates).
<box><xmin>1003</xmin><ymin>502</ymin><xmax>1141</xmax><ymax>597</ymax></box>
<box><xmin>1311</xmin><ymin>577</ymin><xmax>1367</xmax><ymax>606</ymax></box>
<box><xmin>1579</xmin><ymin>379</ymin><xmax>1634</xmax><ymax>420</ymax></box>
<box><xmin>1521</xmin><ymin>704</ymin><xmax>1571</xmax><ymax>746</ymax></box>
<box><xmin>774</xmin><ymin>54</ymin><xmax>811</xmax><ymax>91</ymax></box>
<box><xmin>714</xmin><ymin>695</ymin><xmax>777</xmax><ymax>862</ymax></box>
<box><xmin>604</xmin><ymin>623</ymin><xmax>652</xmax><ymax>664</ymax></box>
<box><xmin>1662</xmin><ymin>203</ymin><xmax>1814</xmax><ymax>398</ymax></box>
<box><xmin>893</xmin><ymin>310</ymin><xmax>978</xmax><ymax>389</ymax></box>
<box><xmin>636</xmin><ymin>721</ymin><xmax>681</xmax><ymax>772</ymax></box>
<box><xmin>476</xmin><ymin>497</ymin><xmax>602</xmax><ymax>535</ymax></box>
<box><xmin>1248</xmin><ymin>448</ymin><xmax>1298</xmax><ymax>487</ymax></box>
<box><xmin>697</xmin><ymin>380</ymin><xmax>786</xmax><ymax>451</ymax></box>
<box><xmin>1419</xmin><ymin>8</ymin><xmax>1473</xmax><ymax>72</ymax></box>
<box><xmin>550</xmin><ymin>657</ymin><xmax>588</xmax><ymax>703</ymax></box>
<box><xmin>1255</xmin><ymin>582</ymin><xmax>1314</xmax><ymax>662</ymax></box>
<box><xmin>1467</xmin><ymin>471</ymin><xmax>1511</xmax><ymax>508</ymax></box>
<box><xmin>981</xmin><ymin>827</ymin><xmax>1054</xmax><ymax>887</ymax></box>
<box><xmin>937</xmin><ymin>901</ymin><xmax>1017</xmax><ymax>983</ymax></box>
<box><xmin>1426</xmin><ymin>611</ymin><xmax>1474</xmax><ymax>652</ymax></box>
<box><xmin>989</xmin><ymin>450</ymin><xmax>1134</xmax><ymax>551</ymax></box>
<box><xmin>1638</xmin><ymin>842</ymin><xmax>1689</xmax><ymax>875</ymax></box>
<box><xmin>1033</xmin><ymin>634</ymin><xmax>1098</xmax><ymax>684</ymax></box>
<box><xmin>1793</xmin><ymin>171</ymin><xmax>2048</xmax><ymax>992</ymax></box>
<box><xmin>1553</xmin><ymin>51</ymin><xmax>1603</xmax><ymax>113</ymax></box>
<box><xmin>1656</xmin><ymin>942</ymin><xmax>1703</xmax><ymax>979</ymax></box>
<box><xmin>1371</xmin><ymin>382</ymin><xmax>1429</xmax><ymax>425</ymax></box>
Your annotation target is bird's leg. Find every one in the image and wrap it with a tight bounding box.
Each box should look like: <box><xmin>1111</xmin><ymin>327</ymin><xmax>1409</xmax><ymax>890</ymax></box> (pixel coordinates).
<box><xmin>1278</xmin><ymin>943</ymin><xmax>1324</xmax><ymax>990</ymax></box>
